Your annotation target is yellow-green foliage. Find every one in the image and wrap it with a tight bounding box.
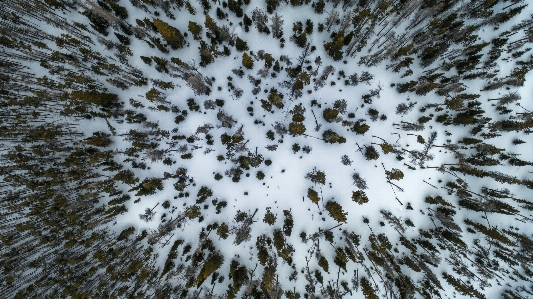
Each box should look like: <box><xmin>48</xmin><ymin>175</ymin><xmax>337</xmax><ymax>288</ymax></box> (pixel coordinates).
<box><xmin>352</xmin><ymin>190</ymin><xmax>369</xmax><ymax>204</ymax></box>
<box><xmin>242</xmin><ymin>52</ymin><xmax>254</xmax><ymax>69</ymax></box>
<box><xmin>70</xmin><ymin>91</ymin><xmax>120</xmax><ymax>109</ymax></box>
<box><xmin>318</xmin><ymin>255</ymin><xmax>329</xmax><ymax>272</ymax></box>
<box><xmin>386</xmin><ymin>168</ymin><xmax>404</xmax><ymax>180</ymax></box>
<box><xmin>267</xmin><ymin>90</ymin><xmax>284</xmax><ymax>108</ymax></box>
<box><xmin>325</xmin><ymin>201</ymin><xmax>347</xmax><ymax>222</ymax></box>
<box><xmin>194</xmin><ymin>252</ymin><xmax>224</xmax><ymax>287</ymax></box>
<box><xmin>261</xmin><ymin>265</ymin><xmax>276</xmax><ymax>295</ymax></box>
<box><xmin>307</xmin><ymin>188</ymin><xmax>320</xmax><ymax>204</ymax></box>
<box><xmin>153</xmin><ymin>19</ymin><xmax>185</xmax><ymax>49</ymax></box>
<box><xmin>442</xmin><ymin>273</ymin><xmax>486</xmax><ymax>299</ymax></box>
<box><xmin>379</xmin><ymin>143</ymin><xmax>393</xmax><ymax>154</ymax></box>
<box><xmin>289</xmin><ymin>122</ymin><xmax>306</xmax><ymax>135</ymax></box>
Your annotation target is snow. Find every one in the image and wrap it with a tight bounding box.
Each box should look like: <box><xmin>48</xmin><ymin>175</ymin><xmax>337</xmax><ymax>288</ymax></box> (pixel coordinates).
<box><xmin>5</xmin><ymin>0</ymin><xmax>533</xmax><ymax>297</ymax></box>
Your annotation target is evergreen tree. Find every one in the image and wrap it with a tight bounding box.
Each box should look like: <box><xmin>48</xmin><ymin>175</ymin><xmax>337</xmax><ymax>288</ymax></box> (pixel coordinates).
<box><xmin>242</xmin><ymin>52</ymin><xmax>254</xmax><ymax>69</ymax></box>
<box><xmin>153</xmin><ymin>19</ymin><xmax>186</xmax><ymax>50</ymax></box>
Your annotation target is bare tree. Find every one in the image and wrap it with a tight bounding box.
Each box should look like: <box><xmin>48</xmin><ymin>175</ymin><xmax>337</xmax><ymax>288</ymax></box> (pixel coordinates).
<box><xmin>352</xmin><ymin>173</ymin><xmax>368</xmax><ymax>189</ymax></box>
<box><xmin>271</xmin><ymin>12</ymin><xmax>284</xmax><ymax>39</ymax></box>
<box><xmin>140</xmin><ymin>203</ymin><xmax>159</xmax><ymax>222</ymax></box>
<box><xmin>232</xmin><ymin>209</ymin><xmax>258</xmax><ymax>245</ymax></box>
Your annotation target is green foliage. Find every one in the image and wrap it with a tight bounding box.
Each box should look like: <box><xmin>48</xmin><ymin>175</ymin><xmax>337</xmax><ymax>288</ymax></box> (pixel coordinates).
<box><xmin>333</xmin><ymin>247</ymin><xmax>348</xmax><ymax>271</ymax></box>
<box><xmin>185</xmin><ymin>205</ymin><xmax>202</xmax><ymax>219</ymax></box>
<box><xmin>85</xmin><ymin>131</ymin><xmax>112</xmax><ymax>147</ymax></box>
<box><xmin>217</xmin><ymin>223</ymin><xmax>229</xmax><ymax>239</ymax></box>
<box><xmin>196</xmin><ymin>186</ymin><xmax>213</xmax><ymax>203</ymax></box>
<box><xmin>117</xmin><ymin>226</ymin><xmax>135</xmax><ymax>241</ymax></box>
<box><xmin>235</xmin><ymin>37</ymin><xmax>249</xmax><ymax>51</ymax></box>
<box><xmin>361</xmin><ymin>277</ymin><xmax>378</xmax><ymax>299</ymax></box>
<box><xmin>161</xmin><ymin>239</ymin><xmax>184</xmax><ymax>277</ymax></box>
<box><xmin>267</xmin><ymin>90</ymin><xmax>284</xmax><ymax>109</ymax></box>
<box><xmin>273</xmin><ymin>229</ymin><xmax>293</xmax><ymax>263</ymax></box>
<box><xmin>324</xmin><ymin>31</ymin><xmax>344</xmax><ymax>61</ymax></box>
<box><xmin>70</xmin><ymin>91</ymin><xmax>121</xmax><ymax>109</ymax></box>
<box><xmin>364</xmin><ymin>145</ymin><xmax>380</xmax><ymax>160</ymax></box>
<box><xmin>129</xmin><ymin>178</ymin><xmax>164</xmax><ymax>196</ymax></box>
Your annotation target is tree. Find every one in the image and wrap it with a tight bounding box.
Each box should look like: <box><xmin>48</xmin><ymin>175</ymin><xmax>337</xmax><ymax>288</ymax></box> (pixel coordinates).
<box><xmin>307</xmin><ymin>188</ymin><xmax>320</xmax><ymax>204</ymax></box>
<box><xmin>352</xmin><ymin>190</ymin><xmax>369</xmax><ymax>204</ymax></box>
<box><xmin>139</xmin><ymin>203</ymin><xmax>159</xmax><ymax>222</ymax></box>
<box><xmin>325</xmin><ymin>201</ymin><xmax>347</xmax><ymax>222</ymax></box>
<box><xmin>352</xmin><ymin>120</ymin><xmax>370</xmax><ymax>135</ymax></box>
<box><xmin>289</xmin><ymin>122</ymin><xmax>306</xmax><ymax>135</ymax></box>
<box><xmin>364</xmin><ymin>145</ymin><xmax>380</xmax><ymax>160</ymax></box>
<box><xmin>129</xmin><ymin>177</ymin><xmax>164</xmax><ymax>196</ymax></box>
<box><xmin>235</xmin><ymin>37</ymin><xmax>248</xmax><ymax>51</ymax></box>
<box><xmin>352</xmin><ymin>173</ymin><xmax>367</xmax><ymax>189</ymax></box>
<box><xmin>194</xmin><ymin>252</ymin><xmax>224</xmax><ymax>287</ymax></box>
<box><xmin>386</xmin><ymin>169</ymin><xmax>404</xmax><ymax>180</ymax></box>
<box><xmin>188</xmin><ymin>21</ymin><xmax>202</xmax><ymax>40</ymax></box>
<box><xmin>323</xmin><ymin>108</ymin><xmax>339</xmax><ymax>122</ymax></box>
<box><xmin>305</xmin><ymin>167</ymin><xmax>326</xmax><ymax>185</ymax></box>
<box><xmin>266</xmin><ymin>0</ymin><xmax>280</xmax><ymax>14</ymax></box>
<box><xmin>242</xmin><ymin>52</ymin><xmax>254</xmax><ymax>69</ymax></box>
<box><xmin>153</xmin><ymin>19</ymin><xmax>186</xmax><ymax>50</ymax></box>
<box><xmin>324</xmin><ymin>31</ymin><xmax>344</xmax><ymax>61</ymax></box>
<box><xmin>84</xmin><ymin>131</ymin><xmax>112</xmax><ymax>147</ymax></box>
<box><xmin>263</xmin><ymin>208</ymin><xmax>276</xmax><ymax>225</ymax></box>
<box><xmin>361</xmin><ymin>277</ymin><xmax>378</xmax><ymax>299</ymax></box>
<box><xmin>271</xmin><ymin>13</ymin><xmax>284</xmax><ymax>38</ymax></box>
<box><xmin>322</xmin><ymin>129</ymin><xmax>346</xmax><ymax>144</ymax></box>
<box><xmin>252</xmin><ymin>8</ymin><xmax>270</xmax><ymax>34</ymax></box>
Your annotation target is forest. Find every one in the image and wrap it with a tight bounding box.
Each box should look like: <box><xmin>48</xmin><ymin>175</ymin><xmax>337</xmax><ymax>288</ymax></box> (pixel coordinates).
<box><xmin>1</xmin><ymin>0</ymin><xmax>533</xmax><ymax>298</ymax></box>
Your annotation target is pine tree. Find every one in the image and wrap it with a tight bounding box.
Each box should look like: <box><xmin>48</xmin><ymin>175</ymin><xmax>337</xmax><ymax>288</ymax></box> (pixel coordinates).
<box><xmin>364</xmin><ymin>145</ymin><xmax>380</xmax><ymax>160</ymax></box>
<box><xmin>153</xmin><ymin>19</ymin><xmax>186</xmax><ymax>50</ymax></box>
<box><xmin>324</xmin><ymin>31</ymin><xmax>345</xmax><ymax>61</ymax></box>
<box><xmin>305</xmin><ymin>168</ymin><xmax>326</xmax><ymax>185</ymax></box>
<box><xmin>352</xmin><ymin>190</ymin><xmax>369</xmax><ymax>205</ymax></box>
<box><xmin>235</xmin><ymin>37</ymin><xmax>249</xmax><ymax>51</ymax></box>
<box><xmin>325</xmin><ymin>201</ymin><xmax>347</xmax><ymax>222</ymax></box>
<box><xmin>307</xmin><ymin>188</ymin><xmax>320</xmax><ymax>204</ymax></box>
<box><xmin>242</xmin><ymin>52</ymin><xmax>254</xmax><ymax>69</ymax></box>
<box><xmin>188</xmin><ymin>21</ymin><xmax>203</xmax><ymax>40</ymax></box>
